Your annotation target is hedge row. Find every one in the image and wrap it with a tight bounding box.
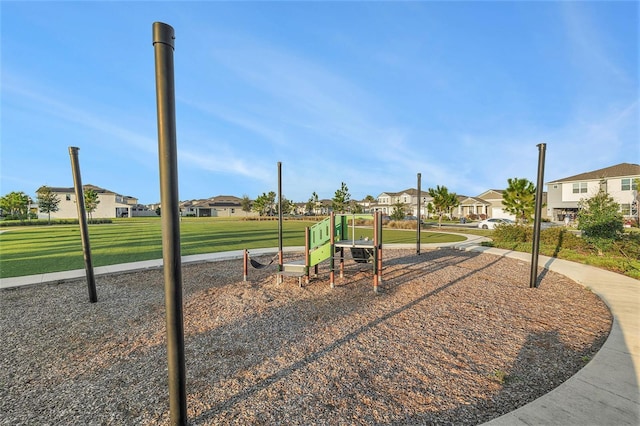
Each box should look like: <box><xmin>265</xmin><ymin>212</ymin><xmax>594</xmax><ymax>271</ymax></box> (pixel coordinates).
<box><xmin>0</xmin><ymin>218</ymin><xmax>113</xmax><ymax>227</ymax></box>
<box><xmin>491</xmin><ymin>224</ymin><xmax>640</xmax><ymax>259</ymax></box>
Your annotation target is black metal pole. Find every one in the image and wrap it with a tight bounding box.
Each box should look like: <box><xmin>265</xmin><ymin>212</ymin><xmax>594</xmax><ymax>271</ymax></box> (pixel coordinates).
<box><xmin>278</xmin><ymin>161</ymin><xmax>283</xmax><ymax>276</ymax></box>
<box><xmin>416</xmin><ymin>172</ymin><xmax>421</xmax><ymax>255</ymax></box>
<box><xmin>152</xmin><ymin>21</ymin><xmax>187</xmax><ymax>425</ymax></box>
<box><xmin>68</xmin><ymin>146</ymin><xmax>97</xmax><ymax>303</ymax></box>
<box><xmin>530</xmin><ymin>143</ymin><xmax>547</xmax><ymax>288</ymax></box>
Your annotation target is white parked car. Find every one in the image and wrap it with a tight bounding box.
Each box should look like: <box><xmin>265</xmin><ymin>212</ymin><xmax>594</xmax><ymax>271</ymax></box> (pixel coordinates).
<box><xmin>477</xmin><ymin>218</ymin><xmax>515</xmax><ymax>229</ymax></box>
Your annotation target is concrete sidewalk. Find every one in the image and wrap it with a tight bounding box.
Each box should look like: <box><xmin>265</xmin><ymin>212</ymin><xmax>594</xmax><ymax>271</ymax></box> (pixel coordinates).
<box><xmin>0</xmin><ymin>233</ymin><xmax>489</xmax><ymax>290</ymax></box>
<box><xmin>1</xmin><ymin>238</ymin><xmax>638</xmax><ymax>425</ymax></box>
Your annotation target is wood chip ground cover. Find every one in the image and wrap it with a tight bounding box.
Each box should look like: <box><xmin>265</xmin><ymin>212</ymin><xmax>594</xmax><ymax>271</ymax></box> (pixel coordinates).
<box><xmin>0</xmin><ymin>249</ymin><xmax>612</xmax><ymax>425</ymax></box>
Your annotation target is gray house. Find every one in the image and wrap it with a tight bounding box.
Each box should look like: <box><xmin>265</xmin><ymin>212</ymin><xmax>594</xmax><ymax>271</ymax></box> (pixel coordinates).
<box><xmin>546</xmin><ymin>163</ymin><xmax>640</xmax><ymax>222</ymax></box>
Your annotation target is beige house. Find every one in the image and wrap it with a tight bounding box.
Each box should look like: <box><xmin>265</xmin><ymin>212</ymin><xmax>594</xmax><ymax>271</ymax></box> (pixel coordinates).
<box><xmin>458</xmin><ymin>189</ymin><xmax>549</xmax><ymax>221</ymax></box>
<box><xmin>374</xmin><ymin>187</ymin><xmax>549</xmax><ymax>221</ymax></box>
<box><xmin>180</xmin><ymin>195</ymin><xmax>257</xmax><ymax>218</ymax></box>
<box><xmin>456</xmin><ymin>195</ymin><xmax>491</xmax><ymax>219</ymax></box>
<box><xmin>473</xmin><ymin>189</ymin><xmax>510</xmax><ymax>219</ymax></box>
<box><xmin>44</xmin><ymin>184</ymin><xmax>139</xmax><ymax>219</ymax></box>
<box><xmin>375</xmin><ymin>189</ymin><xmax>433</xmax><ymax>217</ymax></box>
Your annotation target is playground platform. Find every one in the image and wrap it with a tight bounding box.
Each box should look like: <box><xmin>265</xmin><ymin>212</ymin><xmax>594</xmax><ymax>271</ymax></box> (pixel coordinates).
<box><xmin>1</xmin><ymin>235</ymin><xmax>638</xmax><ymax>425</ymax></box>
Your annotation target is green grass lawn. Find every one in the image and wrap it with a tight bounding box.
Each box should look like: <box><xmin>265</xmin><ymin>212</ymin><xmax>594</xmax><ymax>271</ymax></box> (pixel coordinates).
<box><xmin>0</xmin><ymin>217</ymin><xmax>465</xmax><ymax>278</ymax></box>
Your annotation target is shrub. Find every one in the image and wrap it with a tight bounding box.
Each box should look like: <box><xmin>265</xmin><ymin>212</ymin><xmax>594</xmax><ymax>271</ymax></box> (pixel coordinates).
<box><xmin>613</xmin><ymin>232</ymin><xmax>640</xmax><ymax>260</ymax></box>
<box><xmin>0</xmin><ymin>218</ymin><xmax>112</xmax><ymax>227</ymax></box>
<box><xmin>387</xmin><ymin>220</ymin><xmax>416</xmax><ymax>230</ymax></box>
<box><xmin>491</xmin><ymin>224</ymin><xmax>532</xmax><ymax>243</ymax></box>
<box><xmin>577</xmin><ymin>189</ymin><xmax>624</xmax><ymax>253</ymax></box>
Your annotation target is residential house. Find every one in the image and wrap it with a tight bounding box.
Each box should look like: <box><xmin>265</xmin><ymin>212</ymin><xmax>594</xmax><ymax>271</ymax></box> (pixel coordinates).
<box><xmin>546</xmin><ymin>163</ymin><xmax>640</xmax><ymax>221</ymax></box>
<box><xmin>180</xmin><ymin>195</ymin><xmax>257</xmax><ymax>218</ymax></box>
<box><xmin>375</xmin><ymin>189</ymin><xmax>433</xmax><ymax>218</ymax></box>
<box><xmin>456</xmin><ymin>195</ymin><xmax>491</xmax><ymax>219</ymax></box>
<box><xmin>44</xmin><ymin>184</ymin><xmax>139</xmax><ymax>219</ymax></box>
<box><xmin>458</xmin><ymin>189</ymin><xmax>549</xmax><ymax>221</ymax></box>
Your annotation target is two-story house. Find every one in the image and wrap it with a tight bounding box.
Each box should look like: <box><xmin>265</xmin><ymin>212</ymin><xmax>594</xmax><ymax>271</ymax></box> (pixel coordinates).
<box><xmin>546</xmin><ymin>163</ymin><xmax>640</xmax><ymax>222</ymax></box>
<box><xmin>376</xmin><ymin>189</ymin><xmax>433</xmax><ymax>218</ymax></box>
<box><xmin>45</xmin><ymin>184</ymin><xmax>138</xmax><ymax>219</ymax></box>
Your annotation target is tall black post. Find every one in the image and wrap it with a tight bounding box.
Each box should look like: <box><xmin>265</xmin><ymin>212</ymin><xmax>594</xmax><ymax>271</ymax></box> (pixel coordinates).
<box><xmin>278</xmin><ymin>162</ymin><xmax>283</xmax><ymax>278</ymax></box>
<box><xmin>68</xmin><ymin>146</ymin><xmax>97</xmax><ymax>303</ymax></box>
<box><xmin>152</xmin><ymin>21</ymin><xmax>187</xmax><ymax>425</ymax></box>
<box><xmin>530</xmin><ymin>143</ymin><xmax>547</xmax><ymax>289</ymax></box>
<box><xmin>416</xmin><ymin>173</ymin><xmax>421</xmax><ymax>255</ymax></box>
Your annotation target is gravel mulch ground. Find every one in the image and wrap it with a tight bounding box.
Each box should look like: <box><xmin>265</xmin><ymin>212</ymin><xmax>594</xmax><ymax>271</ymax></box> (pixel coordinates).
<box><xmin>0</xmin><ymin>249</ymin><xmax>612</xmax><ymax>425</ymax></box>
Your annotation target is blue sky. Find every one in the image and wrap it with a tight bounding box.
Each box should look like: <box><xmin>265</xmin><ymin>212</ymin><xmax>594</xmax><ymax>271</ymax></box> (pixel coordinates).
<box><xmin>1</xmin><ymin>1</ymin><xmax>638</xmax><ymax>205</ymax></box>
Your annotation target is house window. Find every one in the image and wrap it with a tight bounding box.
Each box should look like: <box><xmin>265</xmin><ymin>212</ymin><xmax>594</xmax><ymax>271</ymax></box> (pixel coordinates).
<box><xmin>231</xmin><ymin>208</ymin><xmax>235</xmax><ymax>214</ymax></box>
<box><xmin>66</xmin><ymin>194</ymin><xmax>71</xmax><ymax>201</ymax></box>
<box><xmin>621</xmin><ymin>178</ymin><xmax>637</xmax><ymax>191</ymax></box>
<box><xmin>572</xmin><ymin>182</ymin><xmax>587</xmax><ymax>194</ymax></box>
<box><xmin>620</xmin><ymin>204</ymin><xmax>631</xmax><ymax>215</ymax></box>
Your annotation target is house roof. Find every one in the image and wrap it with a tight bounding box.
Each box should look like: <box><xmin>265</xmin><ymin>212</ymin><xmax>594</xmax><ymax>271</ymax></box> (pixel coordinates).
<box><xmin>549</xmin><ymin>163</ymin><xmax>640</xmax><ymax>183</ymax></box>
<box><xmin>378</xmin><ymin>188</ymin><xmax>424</xmax><ymax>198</ymax></box>
<box><xmin>49</xmin><ymin>184</ymin><xmax>138</xmax><ymax>201</ymax></box>
<box><xmin>49</xmin><ymin>184</ymin><xmax>115</xmax><ymax>194</ymax></box>
<box><xmin>476</xmin><ymin>189</ymin><xmax>504</xmax><ymax>199</ymax></box>
<box><xmin>459</xmin><ymin>196</ymin><xmax>490</xmax><ymax>205</ymax></box>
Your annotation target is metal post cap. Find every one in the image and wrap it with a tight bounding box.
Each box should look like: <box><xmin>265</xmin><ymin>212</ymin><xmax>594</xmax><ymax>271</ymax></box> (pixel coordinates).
<box><xmin>152</xmin><ymin>22</ymin><xmax>175</xmax><ymax>49</ymax></box>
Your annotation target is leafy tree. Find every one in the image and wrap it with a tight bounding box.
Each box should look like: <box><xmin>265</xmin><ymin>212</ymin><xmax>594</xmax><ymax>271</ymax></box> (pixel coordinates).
<box><xmin>364</xmin><ymin>195</ymin><xmax>376</xmax><ymax>204</ymax></box>
<box><xmin>306</xmin><ymin>192</ymin><xmax>319</xmax><ymax>215</ymax></box>
<box><xmin>277</xmin><ymin>196</ymin><xmax>296</xmax><ymax>216</ymax></box>
<box><xmin>0</xmin><ymin>191</ymin><xmax>30</xmax><ymax>219</ymax></box>
<box><xmin>427</xmin><ymin>185</ymin><xmax>459</xmax><ymax>227</ymax></box>
<box><xmin>155</xmin><ymin>206</ymin><xmax>161</xmax><ymax>216</ymax></box>
<box><xmin>390</xmin><ymin>201</ymin><xmax>407</xmax><ymax>220</ymax></box>
<box><xmin>84</xmin><ymin>188</ymin><xmax>100</xmax><ymax>221</ymax></box>
<box><xmin>252</xmin><ymin>191</ymin><xmax>276</xmax><ymax>217</ymax></box>
<box><xmin>502</xmin><ymin>178</ymin><xmax>536</xmax><ymax>224</ymax></box>
<box><xmin>252</xmin><ymin>193</ymin><xmax>268</xmax><ymax>217</ymax></box>
<box><xmin>426</xmin><ymin>202</ymin><xmax>435</xmax><ymax>219</ymax></box>
<box><xmin>349</xmin><ymin>200</ymin><xmax>364</xmax><ymax>214</ymax></box>
<box><xmin>241</xmin><ymin>194</ymin><xmax>252</xmax><ymax>216</ymax></box>
<box><xmin>332</xmin><ymin>182</ymin><xmax>351</xmax><ymax>213</ymax></box>
<box><xmin>577</xmin><ymin>187</ymin><xmax>623</xmax><ymax>254</ymax></box>
<box><xmin>36</xmin><ymin>186</ymin><xmax>60</xmax><ymax>224</ymax></box>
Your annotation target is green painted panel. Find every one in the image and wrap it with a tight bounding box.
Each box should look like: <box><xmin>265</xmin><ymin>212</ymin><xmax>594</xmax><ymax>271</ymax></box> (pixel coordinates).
<box><xmin>310</xmin><ymin>242</ymin><xmax>331</xmax><ymax>266</ymax></box>
<box><xmin>310</xmin><ymin>217</ymin><xmax>331</xmax><ymax>249</ymax></box>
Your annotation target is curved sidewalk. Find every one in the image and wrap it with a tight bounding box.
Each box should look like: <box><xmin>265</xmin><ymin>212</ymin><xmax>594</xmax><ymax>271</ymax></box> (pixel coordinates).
<box><xmin>1</xmin><ymin>237</ymin><xmax>638</xmax><ymax>424</ymax></box>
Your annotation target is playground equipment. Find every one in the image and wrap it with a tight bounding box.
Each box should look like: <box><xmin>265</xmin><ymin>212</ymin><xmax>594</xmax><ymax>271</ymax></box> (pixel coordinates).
<box><xmin>245</xmin><ymin>211</ymin><xmax>383</xmax><ymax>293</ymax></box>
<box><xmin>330</xmin><ymin>211</ymin><xmax>383</xmax><ymax>293</ymax></box>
